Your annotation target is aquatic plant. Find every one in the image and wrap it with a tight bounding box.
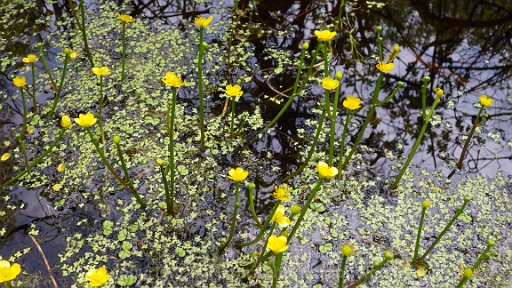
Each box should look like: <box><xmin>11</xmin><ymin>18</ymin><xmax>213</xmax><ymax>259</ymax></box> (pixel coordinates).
<box><xmin>48</xmin><ymin>48</ymin><xmax>76</xmax><ymax>118</ymax></box>
<box><xmin>455</xmin><ymin>239</ymin><xmax>496</xmax><ymax>287</ymax></box>
<box><xmin>338</xmin><ymin>242</ymin><xmax>354</xmax><ymax>288</ymax></box>
<box><xmin>22</xmin><ymin>54</ymin><xmax>38</xmax><ymax>112</ymax></box>
<box><xmin>225</xmin><ymin>84</ymin><xmax>244</xmax><ymax>139</ymax></box>
<box><xmin>346</xmin><ymin>250</ymin><xmax>394</xmax><ymax>288</ymax></box>
<box><xmin>117</xmin><ymin>13</ymin><xmax>135</xmax><ymax>82</ymax></box>
<box><xmin>85</xmin><ymin>266</ymin><xmax>109</xmax><ymax>287</ymax></box>
<box><xmin>0</xmin><ymin>260</ymin><xmax>21</xmax><ymax>288</ymax></box>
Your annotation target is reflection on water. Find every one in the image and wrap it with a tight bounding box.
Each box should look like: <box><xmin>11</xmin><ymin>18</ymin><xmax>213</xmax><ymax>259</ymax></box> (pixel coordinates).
<box><xmin>0</xmin><ymin>0</ymin><xmax>511</xmax><ymax>285</ymax></box>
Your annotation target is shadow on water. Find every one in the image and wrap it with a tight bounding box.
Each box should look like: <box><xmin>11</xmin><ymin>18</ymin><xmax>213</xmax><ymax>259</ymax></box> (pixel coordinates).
<box><xmin>0</xmin><ymin>0</ymin><xmax>511</xmax><ymax>286</ymax></box>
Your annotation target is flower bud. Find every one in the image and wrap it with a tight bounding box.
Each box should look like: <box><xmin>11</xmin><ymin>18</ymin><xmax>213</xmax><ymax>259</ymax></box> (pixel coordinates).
<box><xmin>486</xmin><ymin>239</ymin><xmax>496</xmax><ymax>247</ymax></box>
<box><xmin>462</xmin><ymin>268</ymin><xmax>473</xmax><ymax>278</ymax></box>
<box><xmin>376</xmin><ymin>26</ymin><xmax>382</xmax><ymax>31</ymax></box>
<box><xmin>63</xmin><ymin>48</ymin><xmax>72</xmax><ymax>55</ymax></box>
<box><xmin>302</xmin><ymin>42</ymin><xmax>309</xmax><ymax>49</ymax></box>
<box><xmin>340</xmin><ymin>245</ymin><xmax>353</xmax><ymax>257</ymax></box>
<box><xmin>423</xmin><ymin>76</ymin><xmax>431</xmax><ymax>83</ymax></box>
<box><xmin>113</xmin><ymin>136</ymin><xmax>121</xmax><ymax>144</ymax></box>
<box><xmin>393</xmin><ymin>44</ymin><xmax>400</xmax><ymax>52</ymax></box>
<box><xmin>335</xmin><ymin>71</ymin><xmax>343</xmax><ymax>79</ymax></box>
<box><xmin>290</xmin><ymin>205</ymin><xmax>301</xmax><ymax>215</ymax></box>
<box><xmin>372</xmin><ymin>258</ymin><xmax>383</xmax><ymax>268</ymax></box>
<box><xmin>246</xmin><ymin>182</ymin><xmax>256</xmax><ymax>190</ymax></box>
<box><xmin>421</xmin><ymin>200</ymin><xmax>431</xmax><ymax>208</ymax></box>
<box><xmin>384</xmin><ymin>250</ymin><xmax>394</xmax><ymax>261</ymax></box>
<box><xmin>155</xmin><ymin>158</ymin><xmax>164</xmax><ymax>166</ymax></box>
<box><xmin>463</xmin><ymin>196</ymin><xmax>472</xmax><ymax>202</ymax></box>
<box><xmin>397</xmin><ymin>81</ymin><xmax>404</xmax><ymax>87</ymax></box>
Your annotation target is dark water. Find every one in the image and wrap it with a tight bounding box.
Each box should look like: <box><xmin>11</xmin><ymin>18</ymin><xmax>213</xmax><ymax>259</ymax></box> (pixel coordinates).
<box><xmin>1</xmin><ymin>0</ymin><xmax>511</xmax><ymax>286</ymax></box>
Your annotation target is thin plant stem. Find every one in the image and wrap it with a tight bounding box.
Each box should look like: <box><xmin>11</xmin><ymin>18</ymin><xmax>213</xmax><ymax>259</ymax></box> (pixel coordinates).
<box><xmin>236</xmin><ymin>200</ymin><xmax>281</xmax><ymax>248</ymax></box>
<box><xmin>272</xmin><ymin>252</ymin><xmax>283</xmax><ymax>288</ymax></box>
<box><xmin>166</xmin><ymin>87</ymin><xmax>177</xmax><ymax>215</ymax></box>
<box><xmin>253</xmin><ymin>222</ymin><xmax>277</xmax><ymax>268</ymax></box>
<box><xmin>471</xmin><ymin>240</ymin><xmax>494</xmax><ymax>271</ymax></box>
<box><xmin>38</xmin><ymin>46</ymin><xmax>58</xmax><ymax>93</ymax></box>
<box><xmin>248</xmin><ymin>185</ymin><xmax>262</xmax><ymax>228</ymax></box>
<box><xmin>287</xmin><ymin>179</ymin><xmax>323</xmax><ymax>242</ymax></box>
<box><xmin>121</xmin><ymin>22</ymin><xmax>127</xmax><ymax>82</ymax></box>
<box><xmin>19</xmin><ymin>87</ymin><xmax>28</xmax><ymax>140</ymax></box>
<box><xmin>346</xmin><ymin>258</ymin><xmax>390</xmax><ymax>288</ymax></box>
<box><xmin>412</xmin><ymin>205</ymin><xmax>427</xmax><ymax>266</ymax></box>
<box><xmin>97</xmin><ymin>75</ymin><xmax>105</xmax><ymax>148</ymax></box>
<box><xmin>67</xmin><ymin>0</ymin><xmax>83</xmax><ymax>31</ymax></box>
<box><xmin>48</xmin><ymin>54</ymin><xmax>69</xmax><ymax>118</ymax></box>
<box><xmin>456</xmin><ymin>108</ymin><xmax>484</xmax><ymax>170</ymax></box>
<box><xmin>233</xmin><ymin>0</ymin><xmax>239</xmax><ymax>18</ymax></box>
<box><xmin>1</xmin><ymin>129</ymin><xmax>67</xmax><ymax>187</ymax></box>
<box><xmin>198</xmin><ymin>27</ymin><xmax>206</xmax><ymax>152</ymax></box>
<box><xmin>219</xmin><ymin>182</ymin><xmax>241</xmax><ymax>251</ymax></box>
<box><xmin>335</xmin><ymin>0</ymin><xmax>346</xmax><ymax>29</ymax></box>
<box><xmin>391</xmin><ymin>92</ymin><xmax>441</xmax><ymax>190</ymax></box>
<box><xmin>114</xmin><ymin>141</ymin><xmax>136</xmax><ymax>195</ymax></box>
<box><xmin>338</xmin><ymin>255</ymin><xmax>348</xmax><ymax>288</ymax></box>
<box><xmin>78</xmin><ymin>0</ymin><xmax>94</xmax><ymax>67</ymax></box>
<box><xmin>85</xmin><ymin>128</ymin><xmax>146</xmax><ymax>209</ymax></box>
<box><xmin>16</xmin><ymin>135</ymin><xmax>28</xmax><ymax>170</ymax></box>
<box><xmin>159</xmin><ymin>165</ymin><xmax>172</xmax><ymax>216</ymax></box>
<box><xmin>337</xmin><ymin>111</ymin><xmax>353</xmax><ymax>179</ymax></box>
<box><xmin>30</xmin><ymin>62</ymin><xmax>37</xmax><ymax>111</ymax></box>
<box><xmin>329</xmin><ymin>79</ymin><xmax>342</xmax><ymax>166</ymax></box>
<box><xmin>298</xmin><ymin>45</ymin><xmax>319</xmax><ymax>93</ymax></box>
<box><xmin>415</xmin><ymin>197</ymin><xmax>471</xmax><ymax>267</ymax></box>
<box><xmin>265</xmin><ymin>46</ymin><xmax>307</xmax><ymax>129</ymax></box>
<box><xmin>230</xmin><ymin>97</ymin><xmax>235</xmax><ymax>139</ymax></box>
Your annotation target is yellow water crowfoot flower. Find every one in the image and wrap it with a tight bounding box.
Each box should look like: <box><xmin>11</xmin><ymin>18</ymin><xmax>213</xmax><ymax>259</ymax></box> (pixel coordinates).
<box><xmin>480</xmin><ymin>94</ymin><xmax>492</xmax><ymax>108</ymax></box>
<box><xmin>268</xmin><ymin>235</ymin><xmax>288</xmax><ymax>254</ymax></box>
<box><xmin>272</xmin><ymin>184</ymin><xmax>291</xmax><ymax>201</ymax></box>
<box><xmin>22</xmin><ymin>54</ymin><xmax>38</xmax><ymax>63</ymax></box>
<box><xmin>434</xmin><ymin>87</ymin><xmax>444</xmax><ymax>97</ymax></box>
<box><xmin>225</xmin><ymin>84</ymin><xmax>243</xmax><ymax>97</ymax></box>
<box><xmin>13</xmin><ymin>76</ymin><xmax>26</xmax><ymax>87</ymax></box>
<box><xmin>314</xmin><ymin>30</ymin><xmax>336</xmax><ymax>42</ymax></box>
<box><xmin>57</xmin><ymin>163</ymin><xmax>66</xmax><ymax>172</ymax></box>
<box><xmin>227</xmin><ymin>167</ymin><xmax>248</xmax><ymax>182</ymax></box>
<box><xmin>74</xmin><ymin>112</ymin><xmax>97</xmax><ymax>128</ymax></box>
<box><xmin>0</xmin><ymin>260</ymin><xmax>21</xmax><ymax>283</ymax></box>
<box><xmin>91</xmin><ymin>67</ymin><xmax>111</xmax><ymax>76</ymax></box>
<box><xmin>61</xmin><ymin>115</ymin><xmax>73</xmax><ymax>129</ymax></box>
<box><xmin>317</xmin><ymin>161</ymin><xmax>338</xmax><ymax>180</ymax></box>
<box><xmin>376</xmin><ymin>62</ymin><xmax>394</xmax><ymax>73</ymax></box>
<box><xmin>194</xmin><ymin>15</ymin><xmax>213</xmax><ymax>27</ymax></box>
<box><xmin>321</xmin><ymin>77</ymin><xmax>339</xmax><ymax>90</ymax></box>
<box><xmin>272</xmin><ymin>205</ymin><xmax>291</xmax><ymax>227</ymax></box>
<box><xmin>162</xmin><ymin>72</ymin><xmax>186</xmax><ymax>87</ymax></box>
<box><xmin>117</xmin><ymin>13</ymin><xmax>135</xmax><ymax>23</ymax></box>
<box><xmin>1</xmin><ymin>153</ymin><xmax>10</xmax><ymax>161</ymax></box>
<box><xmin>86</xmin><ymin>266</ymin><xmax>109</xmax><ymax>287</ymax></box>
<box><xmin>343</xmin><ymin>95</ymin><xmax>361</xmax><ymax>110</ymax></box>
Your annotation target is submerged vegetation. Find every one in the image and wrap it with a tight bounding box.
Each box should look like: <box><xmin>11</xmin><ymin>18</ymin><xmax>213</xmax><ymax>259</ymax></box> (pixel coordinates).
<box><xmin>0</xmin><ymin>0</ymin><xmax>511</xmax><ymax>287</ymax></box>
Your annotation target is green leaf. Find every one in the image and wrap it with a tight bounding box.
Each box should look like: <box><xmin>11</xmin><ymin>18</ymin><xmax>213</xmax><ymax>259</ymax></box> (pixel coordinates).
<box><xmin>118</xmin><ymin>275</ymin><xmax>137</xmax><ymax>286</ymax></box>
<box><xmin>103</xmin><ymin>220</ymin><xmax>114</xmax><ymax>236</ymax></box>
<box><xmin>119</xmin><ymin>249</ymin><xmax>131</xmax><ymax>259</ymax></box>
<box><xmin>311</xmin><ymin>203</ymin><xmax>325</xmax><ymax>213</ymax></box>
<box><xmin>144</xmin><ymin>116</ymin><xmax>159</xmax><ymax>125</ymax></box>
<box><xmin>459</xmin><ymin>213</ymin><xmax>472</xmax><ymax>223</ymax></box>
<box><xmin>118</xmin><ymin>229</ymin><xmax>128</xmax><ymax>241</ymax></box>
<box><xmin>319</xmin><ymin>243</ymin><xmax>333</xmax><ymax>254</ymax></box>
<box><xmin>175</xmin><ymin>247</ymin><xmax>186</xmax><ymax>257</ymax></box>
<box><xmin>128</xmin><ymin>224</ymin><xmax>138</xmax><ymax>233</ymax></box>
<box><xmin>177</xmin><ymin>165</ymin><xmax>189</xmax><ymax>175</ymax></box>
<box><xmin>122</xmin><ymin>241</ymin><xmax>133</xmax><ymax>251</ymax></box>
<box><xmin>30</xmin><ymin>115</ymin><xmax>40</xmax><ymax>125</ymax></box>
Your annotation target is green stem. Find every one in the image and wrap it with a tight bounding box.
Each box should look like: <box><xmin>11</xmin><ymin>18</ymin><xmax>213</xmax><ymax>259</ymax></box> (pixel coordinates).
<box><xmin>219</xmin><ymin>182</ymin><xmax>241</xmax><ymax>251</ymax></box>
<box><xmin>265</xmin><ymin>46</ymin><xmax>307</xmax><ymax>129</ymax></box>
<box><xmin>272</xmin><ymin>252</ymin><xmax>283</xmax><ymax>288</ymax></box>
<box><xmin>412</xmin><ymin>206</ymin><xmax>427</xmax><ymax>266</ymax></box>
<box><xmin>329</xmin><ymin>79</ymin><xmax>341</xmax><ymax>166</ymax></box>
<box><xmin>16</xmin><ymin>135</ymin><xmax>28</xmax><ymax>170</ymax></box>
<box><xmin>78</xmin><ymin>0</ymin><xmax>94</xmax><ymax>67</ymax></box>
<box><xmin>97</xmin><ymin>76</ymin><xmax>105</xmax><ymax>147</ymax></box>
<box><xmin>86</xmin><ymin>128</ymin><xmax>146</xmax><ymax>209</ymax></box>
<box><xmin>168</xmin><ymin>87</ymin><xmax>177</xmax><ymax>211</ymax></box>
<box><xmin>198</xmin><ymin>27</ymin><xmax>206</xmax><ymax>152</ymax></box>
<box><xmin>456</xmin><ymin>108</ymin><xmax>484</xmax><ymax>170</ymax></box>
<box><xmin>415</xmin><ymin>198</ymin><xmax>471</xmax><ymax>267</ymax></box>
<box><xmin>253</xmin><ymin>222</ymin><xmax>277</xmax><ymax>268</ymax></box>
<box><xmin>280</xmin><ymin>109</ymin><xmax>326</xmax><ymax>183</ymax></box>
<box><xmin>159</xmin><ymin>165</ymin><xmax>172</xmax><ymax>216</ymax></box>
<box><xmin>19</xmin><ymin>88</ymin><xmax>28</xmax><ymax>141</ymax></box>
<box><xmin>1</xmin><ymin>129</ymin><xmax>67</xmax><ymax>187</ymax></box>
<box><xmin>287</xmin><ymin>179</ymin><xmax>323</xmax><ymax>242</ymax></box>
<box><xmin>346</xmin><ymin>258</ymin><xmax>390</xmax><ymax>288</ymax></box>
<box><xmin>115</xmin><ymin>141</ymin><xmax>136</xmax><ymax>195</ymax></box>
<box><xmin>236</xmin><ymin>200</ymin><xmax>281</xmax><ymax>248</ymax></box>
<box><xmin>38</xmin><ymin>46</ymin><xmax>58</xmax><ymax>94</ymax></box>
<box><xmin>338</xmin><ymin>255</ymin><xmax>348</xmax><ymax>288</ymax></box>
<box><xmin>48</xmin><ymin>55</ymin><xmax>69</xmax><ymax>118</ymax></box>
<box><xmin>230</xmin><ymin>97</ymin><xmax>235</xmax><ymax>139</ymax></box>
<box><xmin>337</xmin><ymin>111</ymin><xmax>353</xmax><ymax>179</ymax></box>
<box><xmin>455</xmin><ymin>276</ymin><xmax>470</xmax><ymax>288</ymax></box>
<box><xmin>390</xmin><ymin>93</ymin><xmax>442</xmax><ymax>190</ymax></box>
<box><xmin>30</xmin><ymin>62</ymin><xmax>37</xmax><ymax>111</ymax></box>
<box><xmin>121</xmin><ymin>22</ymin><xmax>127</xmax><ymax>82</ymax></box>
<box><xmin>298</xmin><ymin>45</ymin><xmax>319</xmax><ymax>93</ymax></box>
<box><xmin>248</xmin><ymin>185</ymin><xmax>262</xmax><ymax>228</ymax></box>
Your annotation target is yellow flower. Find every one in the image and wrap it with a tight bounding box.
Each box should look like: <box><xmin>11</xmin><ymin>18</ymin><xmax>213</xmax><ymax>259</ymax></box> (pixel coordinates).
<box><xmin>376</xmin><ymin>62</ymin><xmax>394</xmax><ymax>73</ymax></box>
<box><xmin>155</xmin><ymin>158</ymin><xmax>164</xmax><ymax>166</ymax></box>
<box><xmin>91</xmin><ymin>67</ymin><xmax>110</xmax><ymax>76</ymax></box>
<box><xmin>74</xmin><ymin>112</ymin><xmax>97</xmax><ymax>128</ymax></box>
<box><xmin>271</xmin><ymin>205</ymin><xmax>290</xmax><ymax>227</ymax></box>
<box><xmin>162</xmin><ymin>72</ymin><xmax>186</xmax><ymax>87</ymax></box>
<box><xmin>1</xmin><ymin>153</ymin><xmax>10</xmax><ymax>161</ymax></box>
<box><xmin>225</xmin><ymin>84</ymin><xmax>243</xmax><ymax>97</ymax></box>
<box><xmin>61</xmin><ymin>115</ymin><xmax>73</xmax><ymax>129</ymax></box>
<box><xmin>267</xmin><ymin>235</ymin><xmax>288</xmax><ymax>254</ymax></box>
<box><xmin>479</xmin><ymin>94</ymin><xmax>492</xmax><ymax>108</ymax></box>
<box><xmin>52</xmin><ymin>184</ymin><xmax>63</xmax><ymax>191</ymax></box>
<box><xmin>22</xmin><ymin>54</ymin><xmax>38</xmax><ymax>63</ymax></box>
<box><xmin>0</xmin><ymin>260</ymin><xmax>21</xmax><ymax>283</ymax></box>
<box><xmin>314</xmin><ymin>30</ymin><xmax>336</xmax><ymax>42</ymax></box>
<box><xmin>387</xmin><ymin>44</ymin><xmax>400</xmax><ymax>62</ymax></box>
<box><xmin>27</xmin><ymin>126</ymin><xmax>35</xmax><ymax>134</ymax></box>
<box><xmin>343</xmin><ymin>95</ymin><xmax>361</xmax><ymax>110</ymax></box>
<box><xmin>63</xmin><ymin>48</ymin><xmax>77</xmax><ymax>59</ymax></box>
<box><xmin>117</xmin><ymin>13</ymin><xmax>135</xmax><ymax>23</ymax></box>
<box><xmin>272</xmin><ymin>184</ymin><xmax>291</xmax><ymax>201</ymax></box>
<box><xmin>227</xmin><ymin>167</ymin><xmax>248</xmax><ymax>182</ymax></box>
<box><xmin>340</xmin><ymin>242</ymin><xmax>354</xmax><ymax>257</ymax></box>
<box><xmin>434</xmin><ymin>87</ymin><xmax>444</xmax><ymax>97</ymax></box>
<box><xmin>321</xmin><ymin>77</ymin><xmax>339</xmax><ymax>90</ymax></box>
<box><xmin>416</xmin><ymin>265</ymin><xmax>427</xmax><ymax>278</ymax></box>
<box><xmin>57</xmin><ymin>163</ymin><xmax>66</xmax><ymax>172</ymax></box>
<box><xmin>13</xmin><ymin>76</ymin><xmax>26</xmax><ymax>87</ymax></box>
<box><xmin>85</xmin><ymin>266</ymin><xmax>110</xmax><ymax>287</ymax></box>
<box><xmin>317</xmin><ymin>161</ymin><xmax>338</xmax><ymax>180</ymax></box>
<box><xmin>194</xmin><ymin>15</ymin><xmax>213</xmax><ymax>27</ymax></box>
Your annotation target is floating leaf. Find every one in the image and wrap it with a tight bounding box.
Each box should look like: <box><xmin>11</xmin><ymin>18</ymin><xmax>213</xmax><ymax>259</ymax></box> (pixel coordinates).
<box><xmin>118</xmin><ymin>275</ymin><xmax>137</xmax><ymax>286</ymax></box>
<box><xmin>103</xmin><ymin>220</ymin><xmax>114</xmax><ymax>236</ymax></box>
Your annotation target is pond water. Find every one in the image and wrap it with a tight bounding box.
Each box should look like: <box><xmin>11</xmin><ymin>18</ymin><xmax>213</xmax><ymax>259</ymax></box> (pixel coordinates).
<box><xmin>0</xmin><ymin>0</ymin><xmax>511</xmax><ymax>287</ymax></box>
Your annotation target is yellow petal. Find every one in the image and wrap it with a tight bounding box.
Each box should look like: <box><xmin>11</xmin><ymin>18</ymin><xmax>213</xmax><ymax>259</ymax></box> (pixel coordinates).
<box><xmin>1</xmin><ymin>153</ymin><xmax>10</xmax><ymax>161</ymax></box>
